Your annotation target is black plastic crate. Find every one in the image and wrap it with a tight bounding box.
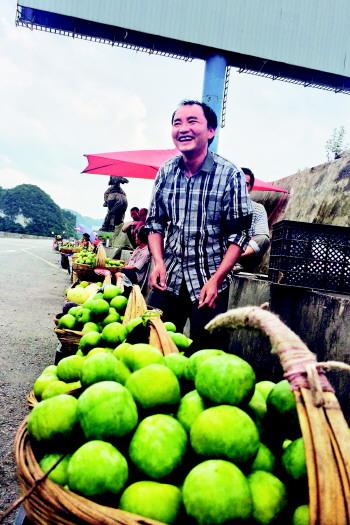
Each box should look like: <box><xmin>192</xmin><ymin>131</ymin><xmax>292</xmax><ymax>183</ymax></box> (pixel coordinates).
<box><xmin>268</xmin><ymin>220</ymin><xmax>350</xmax><ymax>294</ymax></box>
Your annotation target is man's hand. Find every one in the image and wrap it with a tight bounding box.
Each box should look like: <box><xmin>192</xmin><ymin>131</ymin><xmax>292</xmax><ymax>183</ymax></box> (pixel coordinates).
<box><xmin>149</xmin><ymin>262</ymin><xmax>167</xmax><ymax>291</ymax></box>
<box><xmin>198</xmin><ymin>277</ymin><xmax>219</xmax><ymax>309</ymax></box>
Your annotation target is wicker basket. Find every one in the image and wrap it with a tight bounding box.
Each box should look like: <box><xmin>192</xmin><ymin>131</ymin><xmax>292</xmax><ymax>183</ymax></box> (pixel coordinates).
<box><xmin>15</xmin><ymin>419</ymin><xmax>162</xmax><ymax>525</ymax></box>
<box><xmin>54</xmin><ymin>328</ymin><xmax>83</xmax><ymax>354</ymax></box>
<box><xmin>60</xmin><ymin>247</ymin><xmax>82</xmax><ymax>255</ymax></box>
<box><xmin>26</xmin><ymin>390</ymin><xmax>38</xmax><ymax>409</ymax></box>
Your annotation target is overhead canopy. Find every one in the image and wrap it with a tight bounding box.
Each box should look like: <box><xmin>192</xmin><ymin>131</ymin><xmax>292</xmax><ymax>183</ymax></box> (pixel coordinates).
<box><xmin>82</xmin><ymin>148</ymin><xmax>288</xmax><ymax>193</ymax></box>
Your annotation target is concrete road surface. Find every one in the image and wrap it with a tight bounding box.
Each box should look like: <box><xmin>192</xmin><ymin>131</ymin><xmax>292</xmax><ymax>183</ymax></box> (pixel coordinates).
<box><xmin>0</xmin><ymin>236</ymin><xmax>71</xmax><ymax>522</ymax></box>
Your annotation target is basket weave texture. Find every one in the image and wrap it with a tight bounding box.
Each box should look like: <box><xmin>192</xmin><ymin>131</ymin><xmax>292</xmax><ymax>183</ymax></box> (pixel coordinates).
<box><xmin>54</xmin><ymin>328</ymin><xmax>83</xmax><ymax>354</ymax></box>
<box><xmin>15</xmin><ymin>420</ymin><xmax>162</xmax><ymax>525</ymax></box>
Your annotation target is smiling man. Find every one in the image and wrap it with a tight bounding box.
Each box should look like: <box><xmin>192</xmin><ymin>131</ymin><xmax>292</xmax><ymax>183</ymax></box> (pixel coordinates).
<box><xmin>145</xmin><ymin>100</ymin><xmax>252</xmax><ymax>351</ymax></box>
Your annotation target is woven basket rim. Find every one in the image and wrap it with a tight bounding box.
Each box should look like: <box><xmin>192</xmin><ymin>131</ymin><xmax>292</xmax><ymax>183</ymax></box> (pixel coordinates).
<box><xmin>15</xmin><ymin>420</ymin><xmax>164</xmax><ymax>525</ymax></box>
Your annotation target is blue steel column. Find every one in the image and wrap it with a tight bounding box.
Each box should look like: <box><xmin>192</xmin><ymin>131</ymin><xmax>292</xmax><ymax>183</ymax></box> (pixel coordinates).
<box><xmin>202</xmin><ymin>54</ymin><xmax>228</xmax><ymax>153</ymax></box>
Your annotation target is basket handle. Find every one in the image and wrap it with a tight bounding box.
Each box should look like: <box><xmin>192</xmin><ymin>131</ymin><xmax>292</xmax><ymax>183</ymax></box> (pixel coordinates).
<box><xmin>205</xmin><ymin>306</ymin><xmax>338</xmax><ymax>406</ymax></box>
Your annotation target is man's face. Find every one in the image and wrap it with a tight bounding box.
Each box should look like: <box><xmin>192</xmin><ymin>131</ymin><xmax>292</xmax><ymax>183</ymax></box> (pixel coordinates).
<box><xmin>171</xmin><ymin>104</ymin><xmax>215</xmax><ymax>157</ymax></box>
<box><xmin>130</xmin><ymin>210</ymin><xmax>139</xmax><ymax>220</ymax></box>
<box><xmin>245</xmin><ymin>174</ymin><xmax>253</xmax><ymax>193</ymax></box>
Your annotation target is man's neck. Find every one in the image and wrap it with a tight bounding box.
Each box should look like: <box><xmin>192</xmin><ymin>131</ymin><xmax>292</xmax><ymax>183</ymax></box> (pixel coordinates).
<box><xmin>182</xmin><ymin>149</ymin><xmax>208</xmax><ymax>176</ymax></box>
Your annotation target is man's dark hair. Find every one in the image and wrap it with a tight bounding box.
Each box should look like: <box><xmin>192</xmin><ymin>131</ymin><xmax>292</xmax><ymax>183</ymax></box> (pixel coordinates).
<box><xmin>171</xmin><ymin>100</ymin><xmax>218</xmax><ymax>146</ymax></box>
<box><xmin>241</xmin><ymin>167</ymin><xmax>255</xmax><ymax>189</ymax></box>
<box><xmin>137</xmin><ymin>226</ymin><xmax>148</xmax><ymax>244</ymax></box>
<box><xmin>130</xmin><ymin>206</ymin><xmax>139</xmax><ymax>212</ymax></box>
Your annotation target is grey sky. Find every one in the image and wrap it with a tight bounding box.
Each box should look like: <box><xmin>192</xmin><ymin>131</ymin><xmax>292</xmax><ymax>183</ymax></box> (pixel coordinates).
<box><xmin>1</xmin><ymin>0</ymin><xmax>349</xmax><ymax>218</ymax></box>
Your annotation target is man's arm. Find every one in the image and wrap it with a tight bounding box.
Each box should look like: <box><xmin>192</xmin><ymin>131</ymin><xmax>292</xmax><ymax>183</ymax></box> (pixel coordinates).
<box><xmin>198</xmin><ymin>243</ymin><xmax>242</xmax><ymax>308</ymax></box>
<box><xmin>148</xmin><ymin>233</ymin><xmax>167</xmax><ymax>290</ymax></box>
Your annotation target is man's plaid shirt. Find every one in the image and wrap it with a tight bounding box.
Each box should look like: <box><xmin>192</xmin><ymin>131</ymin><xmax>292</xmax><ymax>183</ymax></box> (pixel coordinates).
<box><xmin>145</xmin><ymin>151</ymin><xmax>253</xmax><ymax>301</ymax></box>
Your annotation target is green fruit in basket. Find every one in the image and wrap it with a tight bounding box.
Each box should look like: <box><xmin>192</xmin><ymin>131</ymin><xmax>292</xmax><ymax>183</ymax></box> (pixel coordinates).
<box><xmin>92</xmin><ymin>292</ymin><xmax>104</xmax><ymax>301</ymax></box>
<box><xmin>86</xmin><ymin>347</ymin><xmax>110</xmax><ymax>357</ymax></box>
<box><xmin>164</xmin><ymin>353</ymin><xmax>188</xmax><ymax>380</ymax></box>
<box><xmin>28</xmin><ymin>394</ymin><xmax>78</xmax><ymax>443</ymax></box>
<box><xmin>247</xmin><ymin>388</ymin><xmax>267</xmax><ymax>432</ymax></box>
<box><xmin>101</xmin><ymin>322</ymin><xmax>127</xmax><ymax>346</ymax></box>
<box><xmin>110</xmin><ymin>295</ymin><xmax>128</xmax><ymax>312</ymax></box>
<box><xmin>103</xmin><ymin>284</ymin><xmax>122</xmax><ymax>301</ymax></box>
<box><xmin>250</xmin><ymin>443</ymin><xmax>275</xmax><ymax>473</ymax></box>
<box><xmin>41</xmin><ymin>365</ymin><xmax>57</xmax><ymax>376</ymax></box>
<box><xmin>75</xmin><ymin>307</ymin><xmax>91</xmax><ymax>325</ymax></box>
<box><xmin>185</xmin><ymin>349</ymin><xmax>225</xmax><ymax>381</ymax></box>
<box><xmin>163</xmin><ymin>321</ymin><xmax>177</xmax><ymax>332</ymax></box>
<box><xmin>101</xmin><ymin>309</ymin><xmax>121</xmax><ymax>326</ymax></box>
<box><xmin>80</xmin><ymin>352</ymin><xmax>130</xmax><ymax>386</ymax></box>
<box><xmin>119</xmin><ymin>481</ymin><xmax>182</xmax><ymax>524</ymax></box>
<box><xmin>67</xmin><ymin>440</ymin><xmax>128</xmax><ymax>497</ymax></box>
<box><xmin>281</xmin><ymin>437</ymin><xmax>307</xmax><ymax>480</ymax></box>
<box><xmin>195</xmin><ymin>355</ymin><xmax>255</xmax><ymax>406</ymax></box>
<box><xmin>126</xmin><ymin>364</ymin><xmax>180</xmax><ymax>409</ymax></box>
<box><xmin>83</xmin><ymin>298</ymin><xmax>109</xmax><ymax>318</ymax></box>
<box><xmin>41</xmin><ymin>381</ymin><xmax>72</xmax><ymax>400</ymax></box>
<box><xmin>67</xmin><ymin>306</ymin><xmax>81</xmax><ymax>317</ymax></box>
<box><xmin>169</xmin><ymin>332</ymin><xmax>193</xmax><ymax>350</ymax></box>
<box><xmin>124</xmin><ymin>343</ymin><xmax>164</xmax><ymax>371</ymax></box>
<box><xmin>58</xmin><ymin>314</ymin><xmax>76</xmax><ymax>330</ymax></box>
<box><xmin>33</xmin><ymin>374</ymin><xmax>58</xmax><ymax>399</ymax></box>
<box><xmin>79</xmin><ymin>331</ymin><xmax>102</xmax><ymax>354</ymax></box>
<box><xmin>266</xmin><ymin>380</ymin><xmax>301</xmax><ymax>439</ymax></box>
<box><xmin>292</xmin><ymin>504</ymin><xmax>309</xmax><ymax>525</ymax></box>
<box><xmin>190</xmin><ymin>405</ymin><xmax>260</xmax><ymax>465</ymax></box>
<box><xmin>182</xmin><ymin>460</ymin><xmax>252</xmax><ymax>524</ymax></box>
<box><xmin>75</xmin><ymin>349</ymin><xmax>84</xmax><ymax>357</ymax></box>
<box><xmin>77</xmin><ymin>381</ymin><xmax>138</xmax><ymax>440</ymax></box>
<box><xmin>255</xmin><ymin>380</ymin><xmax>276</xmax><ymax>401</ymax></box>
<box><xmin>79</xmin><ymin>281</ymin><xmax>89</xmax><ymax>288</ymax></box>
<box><xmin>125</xmin><ymin>316</ymin><xmax>144</xmax><ymax>334</ymax></box>
<box><xmin>39</xmin><ymin>453</ymin><xmax>72</xmax><ymax>486</ymax></box>
<box><xmin>57</xmin><ymin>355</ymin><xmax>85</xmax><ymax>382</ymax></box>
<box><xmin>112</xmin><ymin>342</ymin><xmax>132</xmax><ymax>361</ymax></box>
<box><xmin>247</xmin><ymin>471</ymin><xmax>287</xmax><ymax>524</ymax></box>
<box><xmin>176</xmin><ymin>390</ymin><xmax>206</xmax><ymax>432</ymax></box>
<box><xmin>81</xmin><ymin>321</ymin><xmax>100</xmax><ymax>334</ymax></box>
<box><xmin>129</xmin><ymin>414</ymin><xmax>187</xmax><ymax>479</ymax></box>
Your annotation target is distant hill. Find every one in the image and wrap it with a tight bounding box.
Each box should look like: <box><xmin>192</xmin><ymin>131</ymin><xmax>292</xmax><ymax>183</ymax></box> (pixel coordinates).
<box><xmin>65</xmin><ymin>209</ymin><xmax>103</xmax><ymax>232</ymax></box>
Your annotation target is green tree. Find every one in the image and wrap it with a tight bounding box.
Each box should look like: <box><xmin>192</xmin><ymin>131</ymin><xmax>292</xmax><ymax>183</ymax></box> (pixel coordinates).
<box><xmin>325</xmin><ymin>126</ymin><xmax>348</xmax><ymax>161</ymax></box>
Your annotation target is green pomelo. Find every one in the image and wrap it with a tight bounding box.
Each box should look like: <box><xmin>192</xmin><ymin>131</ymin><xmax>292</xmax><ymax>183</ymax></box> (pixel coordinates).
<box><xmin>126</xmin><ymin>365</ymin><xmax>180</xmax><ymax>409</ymax></box>
<box><xmin>68</xmin><ymin>306</ymin><xmax>81</xmax><ymax>317</ymax></box>
<box><xmin>57</xmin><ymin>355</ymin><xmax>84</xmax><ymax>382</ymax></box>
<box><xmin>190</xmin><ymin>405</ymin><xmax>260</xmax><ymax>465</ymax></box>
<box><xmin>292</xmin><ymin>504</ymin><xmax>309</xmax><ymax>525</ymax></box>
<box><xmin>129</xmin><ymin>414</ymin><xmax>187</xmax><ymax>479</ymax></box>
<box><xmin>124</xmin><ymin>343</ymin><xmax>164</xmax><ymax>371</ymax></box>
<box><xmin>169</xmin><ymin>332</ymin><xmax>193</xmax><ymax>349</ymax></box>
<box><xmin>79</xmin><ymin>331</ymin><xmax>102</xmax><ymax>354</ymax></box>
<box><xmin>281</xmin><ymin>438</ymin><xmax>307</xmax><ymax>480</ymax></box>
<box><xmin>247</xmin><ymin>470</ymin><xmax>287</xmax><ymax>524</ymax></box>
<box><xmin>68</xmin><ymin>440</ymin><xmax>128</xmax><ymax>497</ymax></box>
<box><xmin>80</xmin><ymin>352</ymin><xmax>130</xmax><ymax>386</ymax></box>
<box><xmin>92</xmin><ymin>292</ymin><xmax>104</xmax><ymax>301</ymax></box>
<box><xmin>75</xmin><ymin>307</ymin><xmax>91</xmax><ymax>325</ymax></box>
<box><xmin>101</xmin><ymin>311</ymin><xmax>121</xmax><ymax>326</ymax></box>
<box><xmin>101</xmin><ymin>322</ymin><xmax>127</xmax><ymax>346</ymax></box>
<box><xmin>39</xmin><ymin>453</ymin><xmax>71</xmax><ymax>486</ymax></box>
<box><xmin>247</xmin><ymin>388</ymin><xmax>267</xmax><ymax>433</ymax></box>
<box><xmin>176</xmin><ymin>390</ymin><xmax>206</xmax><ymax>432</ymax></box>
<box><xmin>112</xmin><ymin>342</ymin><xmax>132</xmax><ymax>361</ymax></box>
<box><xmin>84</xmin><ymin>298</ymin><xmax>110</xmax><ymax>318</ymax></box>
<box><xmin>77</xmin><ymin>381</ymin><xmax>138</xmax><ymax>440</ymax></box>
<box><xmin>41</xmin><ymin>365</ymin><xmax>58</xmax><ymax>376</ymax></box>
<box><xmin>185</xmin><ymin>349</ymin><xmax>225</xmax><ymax>381</ymax></box>
<box><xmin>266</xmin><ymin>380</ymin><xmax>300</xmax><ymax>439</ymax></box>
<box><xmin>41</xmin><ymin>381</ymin><xmax>72</xmax><ymax>400</ymax></box>
<box><xmin>182</xmin><ymin>460</ymin><xmax>252</xmax><ymax>524</ymax></box>
<box><xmin>119</xmin><ymin>481</ymin><xmax>181</xmax><ymax>524</ymax></box>
<box><xmin>86</xmin><ymin>347</ymin><xmax>110</xmax><ymax>357</ymax></box>
<box><xmin>103</xmin><ymin>284</ymin><xmax>123</xmax><ymax>301</ymax></box>
<box><xmin>79</xmin><ymin>281</ymin><xmax>89</xmax><ymax>288</ymax></box>
<box><xmin>33</xmin><ymin>374</ymin><xmax>58</xmax><ymax>399</ymax></box>
<box><xmin>195</xmin><ymin>355</ymin><xmax>255</xmax><ymax>406</ymax></box>
<box><xmin>58</xmin><ymin>314</ymin><xmax>76</xmax><ymax>330</ymax></box>
<box><xmin>250</xmin><ymin>443</ymin><xmax>275</xmax><ymax>473</ymax></box>
<box><xmin>110</xmin><ymin>295</ymin><xmax>128</xmax><ymax>312</ymax></box>
<box><xmin>28</xmin><ymin>395</ymin><xmax>78</xmax><ymax>442</ymax></box>
<box><xmin>125</xmin><ymin>316</ymin><xmax>144</xmax><ymax>334</ymax></box>
<box><xmin>163</xmin><ymin>321</ymin><xmax>177</xmax><ymax>332</ymax></box>
<box><xmin>164</xmin><ymin>353</ymin><xmax>188</xmax><ymax>379</ymax></box>
<box><xmin>255</xmin><ymin>380</ymin><xmax>276</xmax><ymax>401</ymax></box>
<box><xmin>81</xmin><ymin>322</ymin><xmax>100</xmax><ymax>334</ymax></box>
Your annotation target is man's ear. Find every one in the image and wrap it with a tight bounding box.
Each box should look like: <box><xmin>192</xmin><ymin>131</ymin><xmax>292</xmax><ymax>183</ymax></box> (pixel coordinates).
<box><xmin>208</xmin><ymin>127</ymin><xmax>216</xmax><ymax>140</ymax></box>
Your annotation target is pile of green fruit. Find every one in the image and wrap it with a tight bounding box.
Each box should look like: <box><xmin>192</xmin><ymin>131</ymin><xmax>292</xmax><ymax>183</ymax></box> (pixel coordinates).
<box><xmin>29</xmin><ymin>329</ymin><xmax>309</xmax><ymax>524</ymax></box>
<box><xmin>73</xmin><ymin>249</ymin><xmax>96</xmax><ymax>267</ymax></box>
<box><xmin>105</xmin><ymin>258</ymin><xmax>124</xmax><ymax>268</ymax></box>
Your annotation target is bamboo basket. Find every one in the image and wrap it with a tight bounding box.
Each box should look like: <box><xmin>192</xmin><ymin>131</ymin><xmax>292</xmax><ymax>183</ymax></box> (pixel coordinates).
<box><xmin>206</xmin><ymin>306</ymin><xmax>350</xmax><ymax>525</ymax></box>
<box><xmin>53</xmin><ymin>328</ymin><xmax>83</xmax><ymax>354</ymax></box>
<box><xmin>15</xmin><ymin>420</ymin><xmax>162</xmax><ymax>525</ymax></box>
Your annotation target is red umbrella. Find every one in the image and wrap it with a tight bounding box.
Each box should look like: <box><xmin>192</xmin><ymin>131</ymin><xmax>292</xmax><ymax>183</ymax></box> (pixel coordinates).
<box><xmin>82</xmin><ymin>148</ymin><xmax>288</xmax><ymax>193</ymax></box>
